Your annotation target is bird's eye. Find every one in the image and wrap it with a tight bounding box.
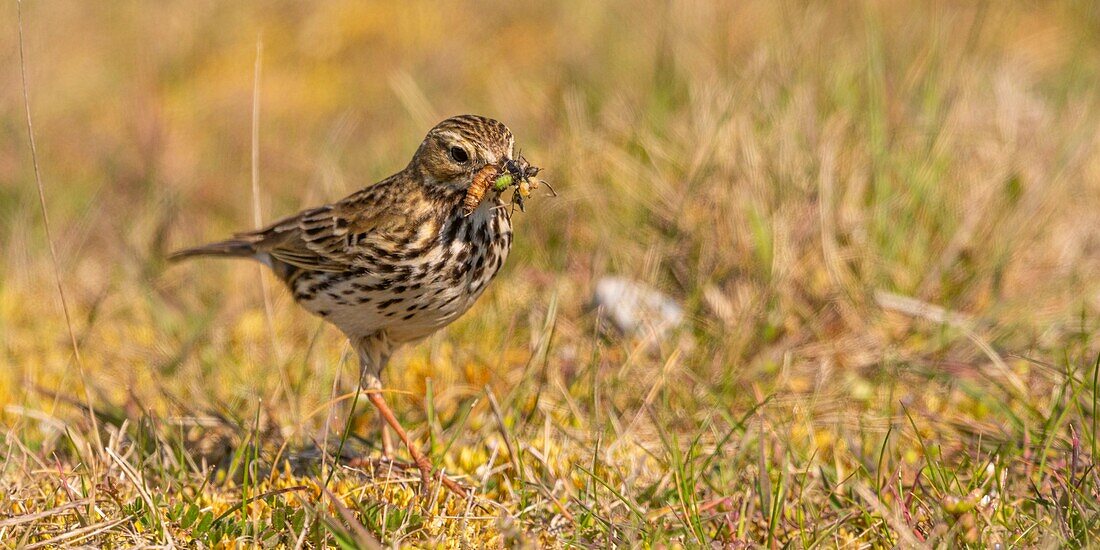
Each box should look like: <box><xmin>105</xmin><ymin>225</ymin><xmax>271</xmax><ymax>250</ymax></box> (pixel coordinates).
<box><xmin>449</xmin><ymin>146</ymin><xmax>469</xmax><ymax>164</ymax></box>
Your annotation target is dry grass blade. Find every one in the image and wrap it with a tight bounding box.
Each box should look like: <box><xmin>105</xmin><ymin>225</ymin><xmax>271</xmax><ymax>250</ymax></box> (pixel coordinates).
<box><xmin>874</xmin><ymin>289</ymin><xmax>1026</xmax><ymax>395</ymax></box>
<box><xmin>21</xmin><ymin>516</ymin><xmax>132</xmax><ymax>550</ymax></box>
<box><xmin>0</xmin><ymin>498</ymin><xmax>92</xmax><ymax>528</ymax></box>
<box><xmin>485</xmin><ymin>386</ymin><xmax>521</xmax><ymax>480</ymax></box>
<box><xmin>15</xmin><ymin>0</ymin><xmax>102</xmax><ymax>454</ymax></box>
<box><xmin>251</xmin><ymin>35</ymin><xmax>283</xmax><ymax>371</ymax></box>
<box><xmin>853</xmin><ymin>484</ymin><xmax>925</xmax><ymax>548</ymax></box>
<box><xmin>320</xmin><ymin>484</ymin><xmax>383</xmax><ymax>550</ymax></box>
<box><xmin>104</xmin><ymin>448</ymin><xmax>174</xmax><ymax>546</ymax></box>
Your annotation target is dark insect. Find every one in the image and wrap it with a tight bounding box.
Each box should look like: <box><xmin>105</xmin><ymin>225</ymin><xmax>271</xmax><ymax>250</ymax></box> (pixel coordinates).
<box><xmin>500</xmin><ymin>154</ymin><xmax>553</xmax><ymax>213</ymax></box>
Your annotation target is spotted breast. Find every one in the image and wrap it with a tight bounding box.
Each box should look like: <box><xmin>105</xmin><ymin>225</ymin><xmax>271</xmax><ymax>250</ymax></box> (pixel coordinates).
<box><xmin>280</xmin><ymin>188</ymin><xmax>513</xmax><ymax>344</ymax></box>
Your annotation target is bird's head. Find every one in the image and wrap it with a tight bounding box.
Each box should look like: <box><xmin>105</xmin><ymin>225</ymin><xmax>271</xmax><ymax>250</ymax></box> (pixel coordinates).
<box><xmin>410</xmin><ymin>114</ymin><xmax>517</xmax><ymax>190</ymax></box>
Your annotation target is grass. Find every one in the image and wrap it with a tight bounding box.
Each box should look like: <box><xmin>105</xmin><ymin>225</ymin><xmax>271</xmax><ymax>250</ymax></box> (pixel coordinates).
<box><xmin>3</xmin><ymin>0</ymin><xmax>1100</xmax><ymax>546</ymax></box>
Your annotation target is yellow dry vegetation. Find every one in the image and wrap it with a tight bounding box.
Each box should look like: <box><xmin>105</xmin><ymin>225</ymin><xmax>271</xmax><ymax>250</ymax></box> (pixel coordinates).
<box><xmin>3</xmin><ymin>0</ymin><xmax>1100</xmax><ymax>546</ymax></box>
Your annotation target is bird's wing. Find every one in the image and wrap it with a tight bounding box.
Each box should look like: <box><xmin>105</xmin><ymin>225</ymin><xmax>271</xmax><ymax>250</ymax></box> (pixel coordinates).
<box><xmin>238</xmin><ymin>179</ymin><xmax>412</xmax><ymax>272</ymax></box>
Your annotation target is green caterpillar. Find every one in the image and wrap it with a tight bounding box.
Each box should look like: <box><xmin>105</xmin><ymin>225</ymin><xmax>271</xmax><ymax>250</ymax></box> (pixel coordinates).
<box><xmin>493</xmin><ymin>173</ymin><xmax>515</xmax><ymax>192</ymax></box>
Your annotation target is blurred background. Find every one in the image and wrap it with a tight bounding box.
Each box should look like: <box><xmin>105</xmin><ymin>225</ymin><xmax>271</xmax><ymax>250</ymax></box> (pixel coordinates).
<box><xmin>4</xmin><ymin>0</ymin><xmax>1100</xmax><ymax>546</ymax></box>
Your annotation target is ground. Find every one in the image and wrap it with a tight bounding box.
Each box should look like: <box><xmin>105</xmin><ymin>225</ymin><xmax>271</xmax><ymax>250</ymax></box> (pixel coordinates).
<box><xmin>3</xmin><ymin>1</ymin><xmax>1100</xmax><ymax>547</ymax></box>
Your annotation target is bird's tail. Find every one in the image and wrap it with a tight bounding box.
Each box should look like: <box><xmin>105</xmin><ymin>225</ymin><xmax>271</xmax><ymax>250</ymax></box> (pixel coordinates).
<box><xmin>168</xmin><ymin>238</ymin><xmax>258</xmax><ymax>262</ymax></box>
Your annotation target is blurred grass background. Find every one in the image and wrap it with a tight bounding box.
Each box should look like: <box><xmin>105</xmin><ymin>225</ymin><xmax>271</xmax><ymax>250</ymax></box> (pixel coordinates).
<box><xmin>4</xmin><ymin>0</ymin><xmax>1100</xmax><ymax>546</ymax></box>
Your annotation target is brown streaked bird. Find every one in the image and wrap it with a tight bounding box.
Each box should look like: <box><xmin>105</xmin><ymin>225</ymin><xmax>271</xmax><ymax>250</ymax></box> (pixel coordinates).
<box><xmin>171</xmin><ymin>114</ymin><xmax>532</xmax><ymax>497</ymax></box>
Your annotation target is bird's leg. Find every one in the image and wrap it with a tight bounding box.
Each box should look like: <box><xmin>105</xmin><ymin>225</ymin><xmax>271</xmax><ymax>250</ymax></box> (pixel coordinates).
<box><xmin>354</xmin><ymin>335</ymin><xmax>467</xmax><ymax>498</ymax></box>
<box><xmin>359</xmin><ymin>377</ymin><xmax>428</xmax><ymax>489</ymax></box>
<box><xmin>362</xmin><ymin>381</ymin><xmax>468</xmax><ymax>498</ymax></box>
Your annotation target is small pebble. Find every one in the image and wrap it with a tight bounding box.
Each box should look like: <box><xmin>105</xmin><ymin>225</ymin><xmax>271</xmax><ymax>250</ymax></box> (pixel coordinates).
<box><xmin>593</xmin><ymin>276</ymin><xmax>684</xmax><ymax>341</ymax></box>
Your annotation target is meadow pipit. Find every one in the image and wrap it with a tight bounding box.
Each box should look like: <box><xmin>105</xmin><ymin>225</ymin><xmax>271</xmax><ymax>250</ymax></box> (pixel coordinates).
<box><xmin>172</xmin><ymin>115</ymin><xmax>539</xmax><ymax>497</ymax></box>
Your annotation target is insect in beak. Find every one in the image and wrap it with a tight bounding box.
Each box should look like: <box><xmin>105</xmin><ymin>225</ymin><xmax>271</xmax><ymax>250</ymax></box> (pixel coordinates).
<box><xmin>462</xmin><ymin>153</ymin><xmax>549</xmax><ymax>216</ymax></box>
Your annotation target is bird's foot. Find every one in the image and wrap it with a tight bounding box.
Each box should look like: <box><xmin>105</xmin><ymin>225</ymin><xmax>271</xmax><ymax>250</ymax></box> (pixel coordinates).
<box><xmin>346</xmin><ymin>454</ymin><xmax>469</xmax><ymax>499</ymax></box>
<box><xmin>411</xmin><ymin>454</ymin><xmax>468</xmax><ymax>499</ymax></box>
